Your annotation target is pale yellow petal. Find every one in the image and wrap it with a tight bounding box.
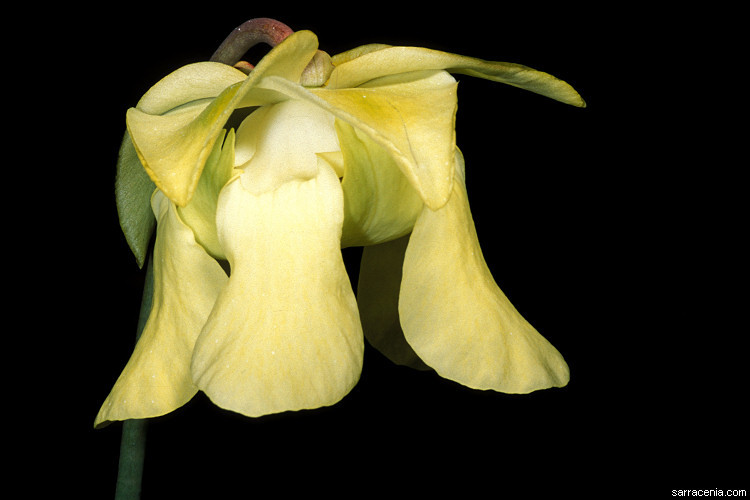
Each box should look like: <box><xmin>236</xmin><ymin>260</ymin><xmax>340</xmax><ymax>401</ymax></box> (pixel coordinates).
<box><xmin>177</xmin><ymin>128</ymin><xmax>235</xmax><ymax>260</ymax></box>
<box><xmin>95</xmin><ymin>191</ymin><xmax>228</xmax><ymax>427</ymax></box>
<box><xmin>317</xmin><ymin>151</ymin><xmax>345</xmax><ymax>178</ymax></box>
<box><xmin>233</xmin><ymin>99</ymin><xmax>339</xmax><ymax>195</ymax></box>
<box><xmin>191</xmin><ymin>162</ymin><xmax>364</xmax><ymax>417</ymax></box>
<box><xmin>258</xmin><ymin>71</ymin><xmax>458</xmax><ymax>209</ymax></box>
<box><xmin>399</xmin><ymin>150</ymin><xmax>569</xmax><ymax>393</ymax></box>
<box><xmin>337</xmin><ymin>120</ymin><xmax>423</xmax><ymax>247</ymax></box>
<box><xmin>327</xmin><ymin>45</ymin><xmax>585</xmax><ymax>107</ymax></box>
<box><xmin>357</xmin><ymin>235</ymin><xmax>429</xmax><ymax>370</ymax></box>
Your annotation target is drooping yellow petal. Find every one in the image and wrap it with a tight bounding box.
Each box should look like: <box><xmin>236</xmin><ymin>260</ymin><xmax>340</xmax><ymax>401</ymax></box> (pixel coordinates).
<box><xmin>336</xmin><ymin>120</ymin><xmax>423</xmax><ymax>247</ymax></box>
<box><xmin>356</xmin><ymin>234</ymin><xmax>429</xmax><ymax>370</ymax></box>
<box><xmin>126</xmin><ymin>30</ymin><xmax>320</xmax><ymax>206</ymax></box>
<box><xmin>94</xmin><ymin>191</ymin><xmax>228</xmax><ymax>428</ymax></box>
<box><xmin>399</xmin><ymin>150</ymin><xmax>569</xmax><ymax>393</ymax></box>
<box><xmin>191</xmin><ymin>162</ymin><xmax>364</xmax><ymax>418</ymax></box>
<box><xmin>258</xmin><ymin>70</ymin><xmax>458</xmax><ymax>209</ymax></box>
<box><xmin>327</xmin><ymin>45</ymin><xmax>585</xmax><ymax>107</ymax></box>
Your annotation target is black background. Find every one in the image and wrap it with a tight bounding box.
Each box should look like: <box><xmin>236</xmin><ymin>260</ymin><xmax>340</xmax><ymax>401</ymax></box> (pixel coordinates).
<box><xmin>35</xmin><ymin>3</ymin><xmax>744</xmax><ymax>498</ymax></box>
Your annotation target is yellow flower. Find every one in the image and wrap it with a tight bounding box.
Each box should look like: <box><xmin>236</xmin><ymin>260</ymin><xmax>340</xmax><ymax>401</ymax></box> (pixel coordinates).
<box><xmin>96</xmin><ymin>26</ymin><xmax>584</xmax><ymax>427</ymax></box>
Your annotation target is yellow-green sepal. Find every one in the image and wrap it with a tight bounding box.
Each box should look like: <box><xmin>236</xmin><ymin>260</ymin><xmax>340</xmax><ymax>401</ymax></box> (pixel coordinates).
<box><xmin>258</xmin><ymin>69</ymin><xmax>459</xmax><ymax>210</ymax></box>
<box><xmin>126</xmin><ymin>31</ymin><xmax>320</xmax><ymax>207</ymax></box>
<box><xmin>135</xmin><ymin>62</ymin><xmax>249</xmax><ymax>115</ymax></box>
<box><xmin>330</xmin><ymin>43</ymin><xmax>391</xmax><ymax>66</ymax></box>
<box><xmin>126</xmin><ymin>83</ymin><xmax>241</xmax><ymax>207</ymax></box>
<box><xmin>327</xmin><ymin>46</ymin><xmax>586</xmax><ymax>107</ymax></box>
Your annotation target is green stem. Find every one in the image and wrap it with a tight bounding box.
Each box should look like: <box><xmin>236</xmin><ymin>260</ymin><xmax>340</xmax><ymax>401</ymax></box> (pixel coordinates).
<box><xmin>114</xmin><ymin>255</ymin><xmax>154</xmax><ymax>500</ymax></box>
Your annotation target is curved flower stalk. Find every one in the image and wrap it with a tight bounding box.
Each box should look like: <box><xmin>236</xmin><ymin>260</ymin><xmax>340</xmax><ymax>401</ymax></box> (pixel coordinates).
<box><xmin>97</xmin><ymin>21</ymin><xmax>585</xmax><ymax>427</ymax></box>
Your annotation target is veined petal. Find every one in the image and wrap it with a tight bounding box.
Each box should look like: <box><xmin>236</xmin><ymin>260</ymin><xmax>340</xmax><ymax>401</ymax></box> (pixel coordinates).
<box><xmin>191</xmin><ymin>162</ymin><xmax>364</xmax><ymax>418</ymax></box>
<box><xmin>327</xmin><ymin>46</ymin><xmax>585</xmax><ymax>107</ymax></box>
<box><xmin>258</xmin><ymin>71</ymin><xmax>458</xmax><ymax>210</ymax></box>
<box><xmin>330</xmin><ymin>43</ymin><xmax>391</xmax><ymax>66</ymax></box>
<box><xmin>135</xmin><ymin>62</ymin><xmax>248</xmax><ymax>115</ymax></box>
<box><xmin>126</xmin><ymin>82</ymin><xmax>241</xmax><ymax>207</ymax></box>
<box><xmin>336</xmin><ymin>120</ymin><xmax>423</xmax><ymax>247</ymax></box>
<box><xmin>95</xmin><ymin>191</ymin><xmax>228</xmax><ymax>428</ymax></box>
<box><xmin>126</xmin><ymin>30</ymin><xmax>320</xmax><ymax>207</ymax></box>
<box><xmin>357</xmin><ymin>235</ymin><xmax>429</xmax><ymax>370</ymax></box>
<box><xmin>177</xmin><ymin>128</ymin><xmax>235</xmax><ymax>260</ymax></box>
<box><xmin>399</xmin><ymin>150</ymin><xmax>569</xmax><ymax>393</ymax></box>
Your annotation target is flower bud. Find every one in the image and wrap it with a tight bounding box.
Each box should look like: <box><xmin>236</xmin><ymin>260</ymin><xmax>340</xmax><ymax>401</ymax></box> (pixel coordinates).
<box><xmin>300</xmin><ymin>50</ymin><xmax>334</xmax><ymax>87</ymax></box>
